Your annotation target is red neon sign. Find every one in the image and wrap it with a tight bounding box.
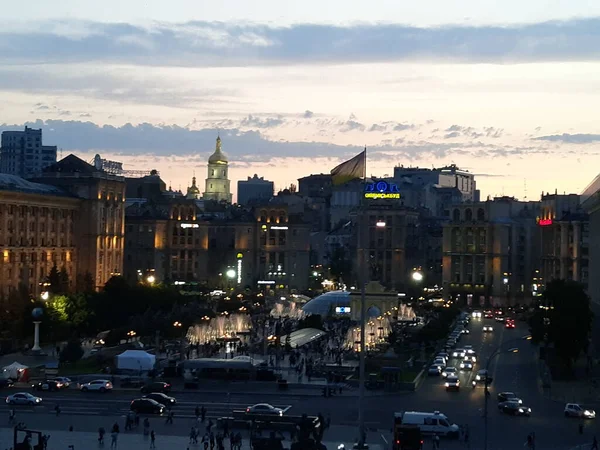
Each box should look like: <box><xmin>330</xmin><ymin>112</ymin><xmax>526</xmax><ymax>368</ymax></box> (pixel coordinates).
<box><xmin>538</xmin><ymin>218</ymin><xmax>553</xmax><ymax>226</ymax></box>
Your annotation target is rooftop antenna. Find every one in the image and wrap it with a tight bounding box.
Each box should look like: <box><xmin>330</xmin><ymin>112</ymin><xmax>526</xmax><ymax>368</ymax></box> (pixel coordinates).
<box><xmin>524</xmin><ymin>178</ymin><xmax>527</xmax><ymax>200</ymax></box>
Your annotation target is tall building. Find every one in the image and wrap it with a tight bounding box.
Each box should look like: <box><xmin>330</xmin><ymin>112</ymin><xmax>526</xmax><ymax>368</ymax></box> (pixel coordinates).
<box><xmin>394</xmin><ymin>164</ymin><xmax>478</xmax><ymax>202</ymax></box>
<box><xmin>538</xmin><ymin>193</ymin><xmax>589</xmax><ymax>290</ymax></box>
<box><xmin>297</xmin><ymin>174</ymin><xmax>332</xmax><ymax>198</ymax></box>
<box><xmin>442</xmin><ymin>197</ymin><xmax>540</xmax><ymax>306</ymax></box>
<box><xmin>237</xmin><ymin>175</ymin><xmax>274</xmax><ymax>205</ymax></box>
<box><xmin>203</xmin><ymin>136</ymin><xmax>232</xmax><ymax>203</ymax></box>
<box><xmin>32</xmin><ymin>155</ymin><xmax>126</xmax><ymax>289</ymax></box>
<box><xmin>582</xmin><ymin>174</ymin><xmax>600</xmax><ymax>358</ymax></box>
<box><xmin>0</xmin><ymin>127</ymin><xmax>57</xmax><ymax>178</ymax></box>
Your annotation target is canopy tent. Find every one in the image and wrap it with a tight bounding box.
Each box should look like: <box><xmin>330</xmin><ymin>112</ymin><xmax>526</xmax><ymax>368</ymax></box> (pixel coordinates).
<box><xmin>280</xmin><ymin>328</ymin><xmax>326</xmax><ymax>348</ymax></box>
<box><xmin>115</xmin><ymin>350</ymin><xmax>156</xmax><ymax>371</ymax></box>
<box><xmin>2</xmin><ymin>362</ymin><xmax>28</xmax><ymax>380</ymax></box>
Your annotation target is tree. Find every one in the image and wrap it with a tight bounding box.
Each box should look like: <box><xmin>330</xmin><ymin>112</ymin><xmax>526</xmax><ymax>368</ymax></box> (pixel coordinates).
<box><xmin>76</xmin><ymin>271</ymin><xmax>95</xmax><ymax>294</ymax></box>
<box><xmin>329</xmin><ymin>246</ymin><xmax>353</xmax><ymax>283</ymax></box>
<box><xmin>59</xmin><ymin>266</ymin><xmax>70</xmax><ymax>294</ymax></box>
<box><xmin>529</xmin><ymin>279</ymin><xmax>593</xmax><ymax>371</ymax></box>
<box><xmin>59</xmin><ymin>339</ymin><xmax>84</xmax><ymax>363</ymax></box>
<box><xmin>47</xmin><ymin>264</ymin><xmax>61</xmax><ymax>295</ymax></box>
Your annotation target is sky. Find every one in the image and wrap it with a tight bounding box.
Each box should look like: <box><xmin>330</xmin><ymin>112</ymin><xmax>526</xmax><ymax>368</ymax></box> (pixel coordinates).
<box><xmin>1</xmin><ymin>0</ymin><xmax>600</xmax><ymax>201</ymax></box>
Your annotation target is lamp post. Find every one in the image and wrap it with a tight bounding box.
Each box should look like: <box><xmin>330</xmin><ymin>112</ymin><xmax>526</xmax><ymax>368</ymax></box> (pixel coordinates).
<box><xmin>483</xmin><ymin>335</ymin><xmax>532</xmax><ymax>450</ymax></box>
<box><xmin>31</xmin><ymin>307</ymin><xmax>44</xmax><ymax>353</ymax></box>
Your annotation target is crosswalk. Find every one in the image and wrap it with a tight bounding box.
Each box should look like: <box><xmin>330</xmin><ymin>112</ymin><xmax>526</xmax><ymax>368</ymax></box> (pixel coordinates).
<box><xmin>0</xmin><ymin>398</ymin><xmax>293</xmax><ymax>419</ymax></box>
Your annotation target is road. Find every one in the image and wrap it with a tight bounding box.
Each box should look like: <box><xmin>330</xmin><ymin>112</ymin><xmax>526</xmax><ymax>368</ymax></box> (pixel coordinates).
<box><xmin>0</xmin><ymin>316</ymin><xmax>597</xmax><ymax>449</ymax></box>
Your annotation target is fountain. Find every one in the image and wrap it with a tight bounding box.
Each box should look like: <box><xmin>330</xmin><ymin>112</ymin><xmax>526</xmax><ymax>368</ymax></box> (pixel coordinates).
<box><xmin>186</xmin><ymin>314</ymin><xmax>251</xmax><ymax>344</ymax></box>
<box><xmin>270</xmin><ymin>302</ymin><xmax>305</xmax><ymax>319</ymax></box>
<box><xmin>343</xmin><ymin>316</ymin><xmax>392</xmax><ymax>351</ymax></box>
<box><xmin>398</xmin><ymin>304</ymin><xmax>416</xmax><ymax>321</ymax></box>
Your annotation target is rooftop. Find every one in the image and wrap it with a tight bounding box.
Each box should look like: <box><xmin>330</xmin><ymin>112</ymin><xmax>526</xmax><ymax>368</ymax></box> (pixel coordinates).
<box><xmin>0</xmin><ymin>173</ymin><xmax>74</xmax><ymax>197</ymax></box>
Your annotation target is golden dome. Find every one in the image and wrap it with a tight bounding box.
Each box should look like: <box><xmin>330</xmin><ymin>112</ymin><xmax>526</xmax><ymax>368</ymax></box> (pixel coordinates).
<box><xmin>208</xmin><ymin>136</ymin><xmax>228</xmax><ymax>164</ymax></box>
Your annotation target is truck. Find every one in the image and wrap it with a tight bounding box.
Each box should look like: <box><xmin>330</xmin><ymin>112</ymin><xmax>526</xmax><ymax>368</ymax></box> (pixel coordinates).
<box><xmin>393</xmin><ymin>417</ymin><xmax>423</xmax><ymax>450</ymax></box>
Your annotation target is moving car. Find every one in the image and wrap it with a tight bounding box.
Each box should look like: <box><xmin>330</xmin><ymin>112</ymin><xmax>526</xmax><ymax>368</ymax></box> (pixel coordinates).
<box><xmin>441</xmin><ymin>367</ymin><xmax>457</xmax><ymax>378</ymax></box>
<box><xmin>564</xmin><ymin>403</ymin><xmax>596</xmax><ymax>419</ymax></box>
<box><xmin>143</xmin><ymin>392</ymin><xmax>176</xmax><ymax>407</ymax></box>
<box><xmin>497</xmin><ymin>392</ymin><xmax>522</xmax><ymax>404</ymax></box>
<box><xmin>396</xmin><ymin>411</ymin><xmax>459</xmax><ymax>437</ymax></box>
<box><xmin>452</xmin><ymin>348</ymin><xmax>466</xmax><ymax>358</ymax></box>
<box><xmin>472</xmin><ymin>311</ymin><xmax>482</xmax><ymax>318</ymax></box>
<box><xmin>463</xmin><ymin>355</ymin><xmax>477</xmax><ymax>363</ymax></box>
<box><xmin>0</xmin><ymin>379</ymin><xmax>14</xmax><ymax>389</ymax></box>
<box><xmin>483</xmin><ymin>325</ymin><xmax>493</xmax><ymax>332</ymax></box>
<box><xmin>433</xmin><ymin>358</ymin><xmax>446</xmax><ymax>368</ymax></box>
<box><xmin>459</xmin><ymin>361</ymin><xmax>473</xmax><ymax>371</ymax></box>
<box><xmin>130</xmin><ymin>398</ymin><xmax>165</xmax><ymax>415</ymax></box>
<box><xmin>483</xmin><ymin>310</ymin><xmax>493</xmax><ymax>318</ymax></box>
<box><xmin>498</xmin><ymin>401</ymin><xmax>531</xmax><ymax>416</ymax></box>
<box><xmin>505</xmin><ymin>319</ymin><xmax>516</xmax><ymax>329</ymax></box>
<box><xmin>445</xmin><ymin>376</ymin><xmax>460</xmax><ymax>391</ymax></box>
<box><xmin>50</xmin><ymin>377</ymin><xmax>72</xmax><ymax>388</ymax></box>
<box><xmin>6</xmin><ymin>392</ymin><xmax>42</xmax><ymax>405</ymax></box>
<box><xmin>460</xmin><ymin>328</ymin><xmax>470</xmax><ymax>334</ymax></box>
<box><xmin>80</xmin><ymin>379</ymin><xmax>113</xmax><ymax>393</ymax></box>
<box><xmin>474</xmin><ymin>369</ymin><xmax>493</xmax><ymax>384</ymax></box>
<box><xmin>32</xmin><ymin>380</ymin><xmax>63</xmax><ymax>391</ymax></box>
<box><xmin>140</xmin><ymin>382</ymin><xmax>172</xmax><ymax>394</ymax></box>
<box><xmin>428</xmin><ymin>365</ymin><xmax>443</xmax><ymax>376</ymax></box>
<box><xmin>246</xmin><ymin>403</ymin><xmax>284</xmax><ymax>416</ymax></box>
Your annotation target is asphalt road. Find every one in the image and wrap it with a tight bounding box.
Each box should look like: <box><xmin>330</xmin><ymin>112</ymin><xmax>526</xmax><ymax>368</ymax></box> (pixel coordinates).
<box><xmin>0</xmin><ymin>316</ymin><xmax>597</xmax><ymax>449</ymax></box>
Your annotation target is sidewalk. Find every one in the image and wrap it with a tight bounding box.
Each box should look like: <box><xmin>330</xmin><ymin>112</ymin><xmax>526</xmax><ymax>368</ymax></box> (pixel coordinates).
<box><xmin>0</xmin><ymin>427</ymin><xmax>384</xmax><ymax>450</ymax></box>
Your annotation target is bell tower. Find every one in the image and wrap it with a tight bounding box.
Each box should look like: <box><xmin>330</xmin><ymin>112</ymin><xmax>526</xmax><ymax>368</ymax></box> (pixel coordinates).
<box><xmin>203</xmin><ymin>136</ymin><xmax>232</xmax><ymax>203</ymax></box>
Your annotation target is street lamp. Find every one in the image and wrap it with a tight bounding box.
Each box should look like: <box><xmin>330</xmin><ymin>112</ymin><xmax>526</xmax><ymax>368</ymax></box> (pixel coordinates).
<box><xmin>226</xmin><ymin>269</ymin><xmax>236</xmax><ymax>279</ymax></box>
<box><xmin>173</xmin><ymin>321</ymin><xmax>182</xmax><ymax>328</ymax></box>
<box><xmin>376</xmin><ymin>220</ymin><xmax>386</xmax><ymax>228</ymax></box>
<box><xmin>40</xmin><ymin>291</ymin><xmax>49</xmax><ymax>301</ymax></box>
<box><xmin>147</xmin><ymin>275</ymin><xmax>156</xmax><ymax>284</ymax></box>
<box><xmin>483</xmin><ymin>336</ymin><xmax>531</xmax><ymax>450</ymax></box>
<box><xmin>412</xmin><ymin>271</ymin><xmax>424</xmax><ymax>282</ymax></box>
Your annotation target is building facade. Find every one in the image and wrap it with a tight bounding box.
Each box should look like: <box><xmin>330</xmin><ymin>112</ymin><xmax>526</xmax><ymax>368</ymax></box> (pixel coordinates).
<box><xmin>237</xmin><ymin>175</ymin><xmax>274</xmax><ymax>205</ymax></box>
<box><xmin>442</xmin><ymin>197</ymin><xmax>540</xmax><ymax>306</ymax></box>
<box><xmin>33</xmin><ymin>155</ymin><xmax>126</xmax><ymax>289</ymax></box>
<box><xmin>394</xmin><ymin>164</ymin><xmax>478</xmax><ymax>202</ymax></box>
<box><xmin>0</xmin><ymin>175</ymin><xmax>80</xmax><ymax>298</ymax></box>
<box><xmin>538</xmin><ymin>193</ymin><xmax>589</xmax><ymax>290</ymax></box>
<box><xmin>203</xmin><ymin>137</ymin><xmax>232</xmax><ymax>203</ymax></box>
<box><xmin>0</xmin><ymin>127</ymin><xmax>57</xmax><ymax>178</ymax></box>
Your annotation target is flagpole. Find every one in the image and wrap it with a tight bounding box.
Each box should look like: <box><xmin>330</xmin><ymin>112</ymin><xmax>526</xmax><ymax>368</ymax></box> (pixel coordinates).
<box><xmin>357</xmin><ymin>147</ymin><xmax>368</xmax><ymax>449</ymax></box>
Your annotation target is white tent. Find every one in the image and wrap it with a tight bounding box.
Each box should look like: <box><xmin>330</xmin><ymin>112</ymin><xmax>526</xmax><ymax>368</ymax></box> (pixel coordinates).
<box><xmin>2</xmin><ymin>362</ymin><xmax>28</xmax><ymax>380</ymax></box>
<box><xmin>115</xmin><ymin>350</ymin><xmax>156</xmax><ymax>371</ymax></box>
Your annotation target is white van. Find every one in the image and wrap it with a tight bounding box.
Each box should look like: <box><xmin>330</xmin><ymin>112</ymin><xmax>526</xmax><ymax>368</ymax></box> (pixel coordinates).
<box><xmin>398</xmin><ymin>411</ymin><xmax>459</xmax><ymax>437</ymax></box>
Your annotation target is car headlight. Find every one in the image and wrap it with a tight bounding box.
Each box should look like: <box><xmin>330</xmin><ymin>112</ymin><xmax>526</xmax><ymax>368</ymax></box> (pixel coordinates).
<box><xmin>476</xmin><ymin>375</ymin><xmax>481</xmax><ymax>380</ymax></box>
<box><xmin>584</xmin><ymin>410</ymin><xmax>593</xmax><ymax>416</ymax></box>
<box><xmin>445</xmin><ymin>383</ymin><xmax>449</xmax><ymax>387</ymax></box>
<box><xmin>36</xmin><ymin>398</ymin><xmax>41</xmax><ymax>402</ymax></box>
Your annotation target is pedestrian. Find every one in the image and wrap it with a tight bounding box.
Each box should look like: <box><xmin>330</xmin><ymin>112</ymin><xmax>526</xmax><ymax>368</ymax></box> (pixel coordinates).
<box><xmin>201</xmin><ymin>406</ymin><xmax>206</xmax><ymax>422</ymax></box>
<box><xmin>98</xmin><ymin>427</ymin><xmax>105</xmax><ymax>445</ymax></box>
<box><xmin>195</xmin><ymin>406</ymin><xmax>200</xmax><ymax>420</ymax></box>
<box><xmin>592</xmin><ymin>436</ymin><xmax>598</xmax><ymax>450</ymax></box>
<box><xmin>54</xmin><ymin>404</ymin><xmax>61</xmax><ymax>416</ymax></box>
<box><xmin>110</xmin><ymin>430</ymin><xmax>118</xmax><ymax>449</ymax></box>
<box><xmin>150</xmin><ymin>430</ymin><xmax>156</xmax><ymax>449</ymax></box>
<box><xmin>432</xmin><ymin>434</ymin><xmax>440</xmax><ymax>449</ymax></box>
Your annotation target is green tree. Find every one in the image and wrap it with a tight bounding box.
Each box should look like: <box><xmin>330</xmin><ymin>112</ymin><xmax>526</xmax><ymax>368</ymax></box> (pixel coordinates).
<box><xmin>59</xmin><ymin>266</ymin><xmax>70</xmax><ymax>294</ymax></box>
<box><xmin>47</xmin><ymin>264</ymin><xmax>61</xmax><ymax>295</ymax></box>
<box><xmin>529</xmin><ymin>279</ymin><xmax>592</xmax><ymax>371</ymax></box>
<box><xmin>59</xmin><ymin>339</ymin><xmax>84</xmax><ymax>363</ymax></box>
<box><xmin>76</xmin><ymin>271</ymin><xmax>95</xmax><ymax>294</ymax></box>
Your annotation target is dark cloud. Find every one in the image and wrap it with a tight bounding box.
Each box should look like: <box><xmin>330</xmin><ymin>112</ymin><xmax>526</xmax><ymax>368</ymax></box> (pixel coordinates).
<box><xmin>2</xmin><ymin>18</ymin><xmax>600</xmax><ymax>67</ymax></box>
<box><xmin>443</xmin><ymin>124</ymin><xmax>486</xmax><ymax>139</ymax></box>
<box><xmin>444</xmin><ymin>131</ymin><xmax>461</xmax><ymax>139</ymax></box>
<box><xmin>393</xmin><ymin>123</ymin><xmax>414</xmax><ymax>131</ymax></box>
<box><xmin>533</xmin><ymin>133</ymin><xmax>600</xmax><ymax>144</ymax></box>
<box><xmin>303</xmin><ymin>110</ymin><xmax>314</xmax><ymax>119</ymax></box>
<box><xmin>240</xmin><ymin>115</ymin><xmax>284</xmax><ymax>129</ymax></box>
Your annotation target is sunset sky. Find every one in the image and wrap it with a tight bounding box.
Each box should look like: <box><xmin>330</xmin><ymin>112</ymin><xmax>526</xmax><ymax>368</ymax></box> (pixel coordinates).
<box><xmin>2</xmin><ymin>0</ymin><xmax>600</xmax><ymax>201</ymax></box>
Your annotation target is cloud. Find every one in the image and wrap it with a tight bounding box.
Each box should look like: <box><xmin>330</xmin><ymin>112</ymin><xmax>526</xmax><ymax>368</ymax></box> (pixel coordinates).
<box><xmin>303</xmin><ymin>110</ymin><xmax>314</xmax><ymax>119</ymax></box>
<box><xmin>369</xmin><ymin>124</ymin><xmax>386</xmax><ymax>132</ymax></box>
<box><xmin>240</xmin><ymin>115</ymin><xmax>284</xmax><ymax>129</ymax></box>
<box><xmin>393</xmin><ymin>123</ymin><xmax>414</xmax><ymax>131</ymax></box>
<box><xmin>340</xmin><ymin>120</ymin><xmax>365</xmax><ymax>132</ymax></box>
<box><xmin>443</xmin><ymin>124</ymin><xmax>487</xmax><ymax>139</ymax></box>
<box><xmin>3</xmin><ymin>18</ymin><xmax>600</xmax><ymax>67</ymax></box>
<box><xmin>444</xmin><ymin>131</ymin><xmax>461</xmax><ymax>139</ymax></box>
<box><xmin>533</xmin><ymin>133</ymin><xmax>600</xmax><ymax>144</ymax></box>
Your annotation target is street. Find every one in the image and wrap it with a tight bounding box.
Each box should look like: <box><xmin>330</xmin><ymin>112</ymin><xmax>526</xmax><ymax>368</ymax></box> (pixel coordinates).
<box><xmin>0</xmin><ymin>317</ymin><xmax>597</xmax><ymax>449</ymax></box>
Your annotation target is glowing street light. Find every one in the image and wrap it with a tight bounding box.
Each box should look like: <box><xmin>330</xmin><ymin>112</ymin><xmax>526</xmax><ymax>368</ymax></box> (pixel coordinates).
<box><xmin>147</xmin><ymin>275</ymin><xmax>156</xmax><ymax>284</ymax></box>
<box><xmin>40</xmin><ymin>291</ymin><xmax>49</xmax><ymax>301</ymax></box>
<box><xmin>173</xmin><ymin>321</ymin><xmax>182</xmax><ymax>328</ymax></box>
<box><xmin>226</xmin><ymin>269</ymin><xmax>236</xmax><ymax>279</ymax></box>
<box><xmin>412</xmin><ymin>271</ymin><xmax>424</xmax><ymax>282</ymax></box>
<box><xmin>376</xmin><ymin>220</ymin><xmax>386</xmax><ymax>228</ymax></box>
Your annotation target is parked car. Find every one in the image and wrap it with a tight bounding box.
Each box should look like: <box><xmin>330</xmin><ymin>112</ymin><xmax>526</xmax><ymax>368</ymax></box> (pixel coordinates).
<box><xmin>140</xmin><ymin>382</ymin><xmax>172</xmax><ymax>394</ymax></box>
<box><xmin>80</xmin><ymin>379</ymin><xmax>113</xmax><ymax>393</ymax></box>
<box><xmin>0</xmin><ymin>379</ymin><xmax>14</xmax><ymax>389</ymax></box>
<box><xmin>428</xmin><ymin>365</ymin><xmax>443</xmax><ymax>376</ymax></box>
<box><xmin>6</xmin><ymin>392</ymin><xmax>42</xmax><ymax>405</ymax></box>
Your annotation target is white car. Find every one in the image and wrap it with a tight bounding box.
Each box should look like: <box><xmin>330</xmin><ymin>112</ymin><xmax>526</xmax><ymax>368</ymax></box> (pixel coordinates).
<box><xmin>246</xmin><ymin>403</ymin><xmax>284</xmax><ymax>416</ymax></box>
<box><xmin>428</xmin><ymin>365</ymin><xmax>443</xmax><ymax>376</ymax></box>
<box><xmin>80</xmin><ymin>379</ymin><xmax>113</xmax><ymax>393</ymax></box>
<box><xmin>463</xmin><ymin>355</ymin><xmax>477</xmax><ymax>363</ymax></box>
<box><xmin>475</xmin><ymin>369</ymin><xmax>488</xmax><ymax>381</ymax></box>
<box><xmin>445</xmin><ymin>376</ymin><xmax>460</xmax><ymax>391</ymax></box>
<box><xmin>6</xmin><ymin>392</ymin><xmax>42</xmax><ymax>405</ymax></box>
<box><xmin>472</xmin><ymin>311</ymin><xmax>482</xmax><ymax>318</ymax></box>
<box><xmin>452</xmin><ymin>348</ymin><xmax>466</xmax><ymax>358</ymax></box>
<box><xmin>483</xmin><ymin>325</ymin><xmax>493</xmax><ymax>332</ymax></box>
<box><xmin>564</xmin><ymin>403</ymin><xmax>596</xmax><ymax>419</ymax></box>
<box><xmin>461</xmin><ymin>329</ymin><xmax>470</xmax><ymax>334</ymax></box>
<box><xmin>433</xmin><ymin>358</ymin><xmax>446</xmax><ymax>368</ymax></box>
<box><xmin>442</xmin><ymin>367</ymin><xmax>457</xmax><ymax>378</ymax></box>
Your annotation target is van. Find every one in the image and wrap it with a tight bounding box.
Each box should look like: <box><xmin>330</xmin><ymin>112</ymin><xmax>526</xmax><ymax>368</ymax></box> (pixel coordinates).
<box><xmin>396</xmin><ymin>411</ymin><xmax>459</xmax><ymax>437</ymax></box>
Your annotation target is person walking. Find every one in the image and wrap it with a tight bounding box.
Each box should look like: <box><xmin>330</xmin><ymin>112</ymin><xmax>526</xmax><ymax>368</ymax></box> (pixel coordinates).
<box><xmin>201</xmin><ymin>406</ymin><xmax>206</xmax><ymax>422</ymax></box>
<box><xmin>110</xmin><ymin>430</ymin><xmax>118</xmax><ymax>449</ymax></box>
<box><xmin>98</xmin><ymin>427</ymin><xmax>105</xmax><ymax>445</ymax></box>
<box><xmin>432</xmin><ymin>434</ymin><xmax>440</xmax><ymax>449</ymax></box>
<box><xmin>592</xmin><ymin>436</ymin><xmax>598</xmax><ymax>450</ymax></box>
<box><xmin>150</xmin><ymin>430</ymin><xmax>156</xmax><ymax>449</ymax></box>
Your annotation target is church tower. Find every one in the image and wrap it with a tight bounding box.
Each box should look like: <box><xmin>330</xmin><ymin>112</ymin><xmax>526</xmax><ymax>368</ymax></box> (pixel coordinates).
<box><xmin>203</xmin><ymin>136</ymin><xmax>232</xmax><ymax>203</ymax></box>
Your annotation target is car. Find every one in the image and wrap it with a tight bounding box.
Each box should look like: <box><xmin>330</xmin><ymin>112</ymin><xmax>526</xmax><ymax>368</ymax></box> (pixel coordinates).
<box><xmin>50</xmin><ymin>377</ymin><xmax>72</xmax><ymax>388</ymax></box>
<box><xmin>564</xmin><ymin>403</ymin><xmax>596</xmax><ymax>419</ymax></box>
<box><xmin>445</xmin><ymin>376</ymin><xmax>460</xmax><ymax>391</ymax></box>
<box><xmin>459</xmin><ymin>361</ymin><xmax>474</xmax><ymax>371</ymax></box>
<box><xmin>437</xmin><ymin>352</ymin><xmax>450</xmax><ymax>360</ymax></box>
<box><xmin>32</xmin><ymin>380</ymin><xmax>63</xmax><ymax>391</ymax></box>
<box><xmin>0</xmin><ymin>379</ymin><xmax>14</xmax><ymax>389</ymax></box>
<box><xmin>6</xmin><ymin>392</ymin><xmax>42</xmax><ymax>405</ymax></box>
<box><xmin>460</xmin><ymin>328</ymin><xmax>470</xmax><ymax>334</ymax></box>
<box><xmin>433</xmin><ymin>358</ymin><xmax>446</xmax><ymax>368</ymax></box>
<box><xmin>80</xmin><ymin>379</ymin><xmax>113</xmax><ymax>393</ymax></box>
<box><xmin>472</xmin><ymin>311</ymin><xmax>482</xmax><ymax>318</ymax></box>
<box><xmin>140</xmin><ymin>382</ymin><xmax>172</xmax><ymax>394</ymax></box>
<box><xmin>452</xmin><ymin>348</ymin><xmax>466</xmax><ymax>358</ymax></box>
<box><xmin>442</xmin><ymin>367</ymin><xmax>457</xmax><ymax>378</ymax></box>
<box><xmin>428</xmin><ymin>365</ymin><xmax>443</xmax><ymax>376</ymax></box>
<box><xmin>498</xmin><ymin>401</ymin><xmax>531</xmax><ymax>416</ymax></box>
<box><xmin>475</xmin><ymin>369</ymin><xmax>489</xmax><ymax>382</ymax></box>
<box><xmin>483</xmin><ymin>325</ymin><xmax>493</xmax><ymax>332</ymax></box>
<box><xmin>484</xmin><ymin>310</ymin><xmax>493</xmax><ymax>318</ymax></box>
<box><xmin>130</xmin><ymin>398</ymin><xmax>165</xmax><ymax>415</ymax></box>
<box><xmin>143</xmin><ymin>392</ymin><xmax>176</xmax><ymax>407</ymax></box>
<box><xmin>463</xmin><ymin>345</ymin><xmax>473</xmax><ymax>351</ymax></box>
<box><xmin>246</xmin><ymin>403</ymin><xmax>284</xmax><ymax>416</ymax></box>
<box><xmin>505</xmin><ymin>319</ymin><xmax>516</xmax><ymax>329</ymax></box>
<box><xmin>463</xmin><ymin>355</ymin><xmax>477</xmax><ymax>363</ymax></box>
<box><xmin>495</xmin><ymin>316</ymin><xmax>505</xmax><ymax>322</ymax></box>
<box><xmin>497</xmin><ymin>392</ymin><xmax>522</xmax><ymax>404</ymax></box>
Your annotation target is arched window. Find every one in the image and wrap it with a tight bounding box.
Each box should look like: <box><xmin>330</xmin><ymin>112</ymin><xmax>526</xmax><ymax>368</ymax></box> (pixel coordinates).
<box><xmin>452</xmin><ymin>209</ymin><xmax>460</xmax><ymax>222</ymax></box>
<box><xmin>211</xmin><ymin>170</ymin><xmax>215</xmax><ymax>176</ymax></box>
<box><xmin>222</xmin><ymin>170</ymin><xmax>226</xmax><ymax>177</ymax></box>
<box><xmin>477</xmin><ymin>208</ymin><xmax>485</xmax><ymax>221</ymax></box>
<box><xmin>465</xmin><ymin>208</ymin><xmax>473</xmax><ymax>221</ymax></box>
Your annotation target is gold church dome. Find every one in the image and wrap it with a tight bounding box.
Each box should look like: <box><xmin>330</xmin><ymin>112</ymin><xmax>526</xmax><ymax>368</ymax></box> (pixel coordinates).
<box><xmin>208</xmin><ymin>136</ymin><xmax>228</xmax><ymax>164</ymax></box>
